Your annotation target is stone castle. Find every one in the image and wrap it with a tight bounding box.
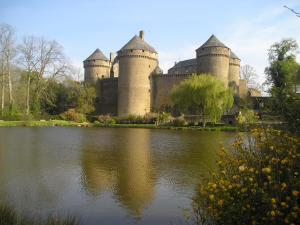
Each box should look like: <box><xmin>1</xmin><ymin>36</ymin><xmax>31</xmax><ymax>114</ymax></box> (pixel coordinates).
<box><xmin>83</xmin><ymin>31</ymin><xmax>247</xmax><ymax>116</ymax></box>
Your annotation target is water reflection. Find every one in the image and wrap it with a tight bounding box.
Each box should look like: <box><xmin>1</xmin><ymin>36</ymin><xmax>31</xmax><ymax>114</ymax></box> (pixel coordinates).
<box><xmin>81</xmin><ymin>129</ymin><xmax>155</xmax><ymax>218</ymax></box>
<box><xmin>0</xmin><ymin>127</ymin><xmax>236</xmax><ymax>225</ymax></box>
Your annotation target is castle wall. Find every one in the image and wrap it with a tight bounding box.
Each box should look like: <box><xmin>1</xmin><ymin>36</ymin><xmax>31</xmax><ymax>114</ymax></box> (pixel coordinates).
<box><xmin>239</xmin><ymin>79</ymin><xmax>248</xmax><ymax>99</ymax></box>
<box><xmin>97</xmin><ymin>78</ymin><xmax>118</xmax><ymax>115</ymax></box>
<box><xmin>150</xmin><ymin>74</ymin><xmax>191</xmax><ymax>110</ymax></box>
<box><xmin>118</xmin><ymin>49</ymin><xmax>158</xmax><ymax>116</ymax></box>
<box><xmin>196</xmin><ymin>47</ymin><xmax>230</xmax><ymax>87</ymax></box>
<box><xmin>84</xmin><ymin>60</ymin><xmax>110</xmax><ymax>83</ymax></box>
<box><xmin>228</xmin><ymin>58</ymin><xmax>240</xmax><ymax>94</ymax></box>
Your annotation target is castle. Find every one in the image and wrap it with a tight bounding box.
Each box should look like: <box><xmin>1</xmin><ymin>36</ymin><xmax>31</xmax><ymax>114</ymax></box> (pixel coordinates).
<box><xmin>83</xmin><ymin>31</ymin><xmax>247</xmax><ymax>116</ymax></box>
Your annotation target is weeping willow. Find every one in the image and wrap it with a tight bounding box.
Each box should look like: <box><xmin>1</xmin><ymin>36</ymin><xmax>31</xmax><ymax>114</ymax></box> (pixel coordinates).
<box><xmin>171</xmin><ymin>74</ymin><xmax>234</xmax><ymax>126</ymax></box>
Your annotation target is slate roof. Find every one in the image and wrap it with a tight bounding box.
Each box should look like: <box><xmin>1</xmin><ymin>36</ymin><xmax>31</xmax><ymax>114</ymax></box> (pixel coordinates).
<box><xmin>172</xmin><ymin>58</ymin><xmax>196</xmax><ymax>68</ymax></box>
<box><xmin>230</xmin><ymin>51</ymin><xmax>240</xmax><ymax>60</ymax></box>
<box><xmin>118</xmin><ymin>35</ymin><xmax>157</xmax><ymax>53</ymax></box>
<box><xmin>84</xmin><ymin>49</ymin><xmax>108</xmax><ymax>61</ymax></box>
<box><xmin>197</xmin><ymin>35</ymin><xmax>228</xmax><ymax>50</ymax></box>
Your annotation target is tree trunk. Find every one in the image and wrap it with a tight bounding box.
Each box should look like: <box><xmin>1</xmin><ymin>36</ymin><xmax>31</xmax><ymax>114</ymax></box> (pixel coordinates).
<box><xmin>202</xmin><ymin>111</ymin><xmax>206</xmax><ymax>127</ymax></box>
<box><xmin>7</xmin><ymin>57</ymin><xmax>13</xmax><ymax>112</ymax></box>
<box><xmin>1</xmin><ymin>62</ymin><xmax>4</xmax><ymax>116</ymax></box>
<box><xmin>26</xmin><ymin>73</ymin><xmax>31</xmax><ymax>115</ymax></box>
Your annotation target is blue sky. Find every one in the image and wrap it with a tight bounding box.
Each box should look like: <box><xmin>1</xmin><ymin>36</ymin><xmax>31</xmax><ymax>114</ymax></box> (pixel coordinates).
<box><xmin>1</xmin><ymin>0</ymin><xmax>300</xmax><ymax>83</ymax></box>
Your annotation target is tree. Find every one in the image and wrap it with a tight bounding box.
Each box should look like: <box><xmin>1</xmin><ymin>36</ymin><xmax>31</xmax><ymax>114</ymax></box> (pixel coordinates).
<box><xmin>284</xmin><ymin>5</ymin><xmax>300</xmax><ymax>17</ymax></box>
<box><xmin>265</xmin><ymin>39</ymin><xmax>300</xmax><ymax>133</ymax></box>
<box><xmin>18</xmin><ymin>36</ymin><xmax>67</xmax><ymax>115</ymax></box>
<box><xmin>171</xmin><ymin>74</ymin><xmax>233</xmax><ymax>126</ymax></box>
<box><xmin>240</xmin><ymin>65</ymin><xmax>261</xmax><ymax>90</ymax></box>
<box><xmin>0</xmin><ymin>24</ymin><xmax>16</xmax><ymax>113</ymax></box>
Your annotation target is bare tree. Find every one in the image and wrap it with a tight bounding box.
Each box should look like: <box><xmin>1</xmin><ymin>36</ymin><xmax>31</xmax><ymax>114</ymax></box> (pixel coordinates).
<box><xmin>240</xmin><ymin>65</ymin><xmax>262</xmax><ymax>91</ymax></box>
<box><xmin>0</xmin><ymin>24</ymin><xmax>16</xmax><ymax>113</ymax></box>
<box><xmin>284</xmin><ymin>5</ymin><xmax>300</xmax><ymax>17</ymax></box>
<box><xmin>18</xmin><ymin>36</ymin><xmax>39</xmax><ymax>115</ymax></box>
<box><xmin>18</xmin><ymin>36</ymin><xmax>67</xmax><ymax>114</ymax></box>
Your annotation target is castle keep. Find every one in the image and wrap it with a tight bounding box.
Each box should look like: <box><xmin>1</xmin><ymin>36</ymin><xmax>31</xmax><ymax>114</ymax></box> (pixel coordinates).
<box><xmin>83</xmin><ymin>31</ymin><xmax>246</xmax><ymax>116</ymax></box>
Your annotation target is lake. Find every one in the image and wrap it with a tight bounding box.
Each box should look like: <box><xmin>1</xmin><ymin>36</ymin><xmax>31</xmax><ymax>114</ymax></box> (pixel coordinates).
<box><xmin>0</xmin><ymin>127</ymin><xmax>236</xmax><ymax>225</ymax></box>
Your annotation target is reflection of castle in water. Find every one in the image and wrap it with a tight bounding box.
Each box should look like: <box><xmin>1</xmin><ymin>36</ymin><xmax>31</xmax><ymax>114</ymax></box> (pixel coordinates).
<box><xmin>81</xmin><ymin>129</ymin><xmax>155</xmax><ymax>217</ymax></box>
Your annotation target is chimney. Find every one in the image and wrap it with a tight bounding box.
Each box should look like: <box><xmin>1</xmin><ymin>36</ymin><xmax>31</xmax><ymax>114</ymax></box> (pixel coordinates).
<box><xmin>139</xmin><ymin>30</ymin><xmax>144</xmax><ymax>40</ymax></box>
<box><xmin>110</xmin><ymin>52</ymin><xmax>114</xmax><ymax>62</ymax></box>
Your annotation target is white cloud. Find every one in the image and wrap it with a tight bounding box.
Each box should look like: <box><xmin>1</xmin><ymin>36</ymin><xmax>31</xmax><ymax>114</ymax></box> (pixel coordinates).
<box><xmin>157</xmin><ymin>1</ymin><xmax>300</xmax><ymax>85</ymax></box>
<box><xmin>223</xmin><ymin>1</ymin><xmax>300</xmax><ymax>84</ymax></box>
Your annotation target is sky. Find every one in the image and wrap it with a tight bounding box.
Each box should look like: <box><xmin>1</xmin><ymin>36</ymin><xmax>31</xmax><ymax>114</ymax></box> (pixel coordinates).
<box><xmin>1</xmin><ymin>0</ymin><xmax>300</xmax><ymax>83</ymax></box>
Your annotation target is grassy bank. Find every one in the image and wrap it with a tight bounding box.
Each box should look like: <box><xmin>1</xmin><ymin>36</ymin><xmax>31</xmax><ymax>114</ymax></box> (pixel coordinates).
<box><xmin>0</xmin><ymin>120</ymin><xmax>91</xmax><ymax>127</ymax></box>
<box><xmin>95</xmin><ymin>123</ymin><xmax>238</xmax><ymax>131</ymax></box>
<box><xmin>0</xmin><ymin>120</ymin><xmax>238</xmax><ymax>131</ymax></box>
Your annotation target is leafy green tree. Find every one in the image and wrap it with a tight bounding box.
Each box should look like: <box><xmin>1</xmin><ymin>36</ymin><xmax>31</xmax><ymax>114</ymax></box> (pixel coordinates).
<box><xmin>265</xmin><ymin>39</ymin><xmax>300</xmax><ymax>133</ymax></box>
<box><xmin>171</xmin><ymin>74</ymin><xmax>233</xmax><ymax>126</ymax></box>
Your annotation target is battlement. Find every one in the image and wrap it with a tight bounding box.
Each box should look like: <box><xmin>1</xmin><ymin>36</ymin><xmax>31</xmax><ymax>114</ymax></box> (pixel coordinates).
<box><xmin>151</xmin><ymin>73</ymin><xmax>192</xmax><ymax>79</ymax></box>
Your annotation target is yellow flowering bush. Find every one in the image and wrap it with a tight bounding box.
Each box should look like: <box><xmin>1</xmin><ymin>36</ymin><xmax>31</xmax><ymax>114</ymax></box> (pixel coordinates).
<box><xmin>192</xmin><ymin>128</ymin><xmax>300</xmax><ymax>225</ymax></box>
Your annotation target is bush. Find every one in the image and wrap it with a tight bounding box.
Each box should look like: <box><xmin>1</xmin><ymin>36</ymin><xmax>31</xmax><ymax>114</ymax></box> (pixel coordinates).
<box><xmin>97</xmin><ymin>115</ymin><xmax>116</xmax><ymax>125</ymax></box>
<box><xmin>237</xmin><ymin>108</ymin><xmax>259</xmax><ymax>125</ymax></box>
<box><xmin>191</xmin><ymin>128</ymin><xmax>300</xmax><ymax>225</ymax></box>
<box><xmin>116</xmin><ymin>114</ymin><xmax>156</xmax><ymax>124</ymax></box>
<box><xmin>172</xmin><ymin>116</ymin><xmax>186</xmax><ymax>126</ymax></box>
<box><xmin>59</xmin><ymin>109</ymin><xmax>86</xmax><ymax>123</ymax></box>
<box><xmin>156</xmin><ymin>112</ymin><xmax>172</xmax><ymax>125</ymax></box>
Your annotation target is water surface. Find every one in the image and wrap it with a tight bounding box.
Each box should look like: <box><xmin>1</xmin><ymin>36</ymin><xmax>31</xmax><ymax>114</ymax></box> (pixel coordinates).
<box><xmin>0</xmin><ymin>127</ymin><xmax>235</xmax><ymax>224</ymax></box>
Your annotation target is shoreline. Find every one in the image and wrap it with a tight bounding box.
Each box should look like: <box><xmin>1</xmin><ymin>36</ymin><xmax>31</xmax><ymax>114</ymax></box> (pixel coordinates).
<box><xmin>0</xmin><ymin>120</ymin><xmax>239</xmax><ymax>131</ymax></box>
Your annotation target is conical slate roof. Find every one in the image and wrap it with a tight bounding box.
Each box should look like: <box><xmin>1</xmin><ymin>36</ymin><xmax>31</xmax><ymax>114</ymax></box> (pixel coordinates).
<box><xmin>84</xmin><ymin>48</ymin><xmax>108</xmax><ymax>61</ymax></box>
<box><xmin>197</xmin><ymin>35</ymin><xmax>228</xmax><ymax>50</ymax></box>
<box><xmin>230</xmin><ymin>51</ymin><xmax>240</xmax><ymax>60</ymax></box>
<box><xmin>118</xmin><ymin>35</ymin><xmax>157</xmax><ymax>53</ymax></box>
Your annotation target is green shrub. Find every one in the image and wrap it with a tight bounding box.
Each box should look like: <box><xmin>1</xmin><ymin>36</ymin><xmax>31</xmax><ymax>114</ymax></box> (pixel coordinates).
<box><xmin>237</xmin><ymin>108</ymin><xmax>259</xmax><ymax>125</ymax></box>
<box><xmin>172</xmin><ymin>116</ymin><xmax>186</xmax><ymax>126</ymax></box>
<box><xmin>59</xmin><ymin>109</ymin><xmax>86</xmax><ymax>123</ymax></box>
<box><xmin>156</xmin><ymin>112</ymin><xmax>172</xmax><ymax>125</ymax></box>
<box><xmin>97</xmin><ymin>115</ymin><xmax>116</xmax><ymax>125</ymax></box>
<box><xmin>191</xmin><ymin>128</ymin><xmax>300</xmax><ymax>225</ymax></box>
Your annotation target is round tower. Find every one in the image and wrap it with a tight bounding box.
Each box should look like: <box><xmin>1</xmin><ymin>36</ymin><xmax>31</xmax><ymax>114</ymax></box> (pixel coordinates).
<box><xmin>228</xmin><ymin>51</ymin><xmax>241</xmax><ymax>94</ymax></box>
<box><xmin>196</xmin><ymin>35</ymin><xmax>230</xmax><ymax>87</ymax></box>
<box><xmin>83</xmin><ymin>49</ymin><xmax>110</xmax><ymax>83</ymax></box>
<box><xmin>117</xmin><ymin>31</ymin><xmax>158</xmax><ymax>116</ymax></box>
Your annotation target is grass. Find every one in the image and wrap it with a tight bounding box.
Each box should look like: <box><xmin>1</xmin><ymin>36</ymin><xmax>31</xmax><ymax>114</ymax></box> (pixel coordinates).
<box><xmin>0</xmin><ymin>120</ymin><xmax>238</xmax><ymax>131</ymax></box>
<box><xmin>0</xmin><ymin>120</ymin><xmax>91</xmax><ymax>127</ymax></box>
<box><xmin>95</xmin><ymin>123</ymin><xmax>238</xmax><ymax>131</ymax></box>
<box><xmin>0</xmin><ymin>205</ymin><xmax>81</xmax><ymax>225</ymax></box>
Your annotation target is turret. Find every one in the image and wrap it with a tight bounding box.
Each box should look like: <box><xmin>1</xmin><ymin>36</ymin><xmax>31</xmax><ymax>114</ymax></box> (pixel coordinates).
<box><xmin>228</xmin><ymin>51</ymin><xmax>241</xmax><ymax>95</ymax></box>
<box><xmin>117</xmin><ymin>31</ymin><xmax>158</xmax><ymax>116</ymax></box>
<box><xmin>196</xmin><ymin>35</ymin><xmax>230</xmax><ymax>87</ymax></box>
<box><xmin>83</xmin><ymin>49</ymin><xmax>110</xmax><ymax>83</ymax></box>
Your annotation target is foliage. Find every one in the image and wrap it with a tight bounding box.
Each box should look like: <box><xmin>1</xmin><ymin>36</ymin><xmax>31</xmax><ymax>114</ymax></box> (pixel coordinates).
<box><xmin>97</xmin><ymin>115</ymin><xmax>116</xmax><ymax>125</ymax></box>
<box><xmin>59</xmin><ymin>108</ymin><xmax>86</xmax><ymax>123</ymax></box>
<box><xmin>171</xmin><ymin>74</ymin><xmax>234</xmax><ymax>126</ymax></box>
<box><xmin>116</xmin><ymin>114</ymin><xmax>157</xmax><ymax>124</ymax></box>
<box><xmin>191</xmin><ymin>128</ymin><xmax>300</xmax><ymax>225</ymax></box>
<box><xmin>236</xmin><ymin>108</ymin><xmax>259</xmax><ymax>125</ymax></box>
<box><xmin>156</xmin><ymin>112</ymin><xmax>172</xmax><ymax>125</ymax></box>
<box><xmin>171</xmin><ymin>116</ymin><xmax>186</xmax><ymax>127</ymax></box>
<box><xmin>264</xmin><ymin>39</ymin><xmax>300</xmax><ymax>133</ymax></box>
<box><xmin>0</xmin><ymin>205</ymin><xmax>81</xmax><ymax>225</ymax></box>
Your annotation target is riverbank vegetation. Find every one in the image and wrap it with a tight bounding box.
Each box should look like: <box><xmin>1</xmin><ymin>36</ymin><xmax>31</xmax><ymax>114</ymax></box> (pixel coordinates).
<box><xmin>0</xmin><ymin>206</ymin><xmax>80</xmax><ymax>225</ymax></box>
<box><xmin>189</xmin><ymin>128</ymin><xmax>300</xmax><ymax>225</ymax></box>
